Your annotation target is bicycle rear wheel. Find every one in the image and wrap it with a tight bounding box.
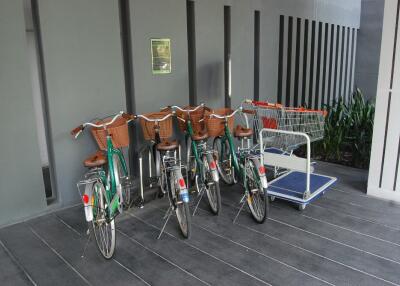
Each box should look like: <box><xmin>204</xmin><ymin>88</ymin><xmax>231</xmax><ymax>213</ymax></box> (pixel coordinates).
<box><xmin>213</xmin><ymin>137</ymin><xmax>235</xmax><ymax>185</ymax></box>
<box><xmin>170</xmin><ymin>171</ymin><xmax>192</xmax><ymax>238</ymax></box>
<box><xmin>91</xmin><ymin>181</ymin><xmax>116</xmax><ymax>259</ymax></box>
<box><xmin>245</xmin><ymin>160</ymin><xmax>268</xmax><ymax>223</ymax></box>
<box><xmin>203</xmin><ymin>156</ymin><xmax>221</xmax><ymax>215</ymax></box>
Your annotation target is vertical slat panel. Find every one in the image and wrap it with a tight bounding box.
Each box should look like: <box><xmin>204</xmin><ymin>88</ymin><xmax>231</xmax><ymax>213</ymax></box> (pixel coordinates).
<box><xmin>302</xmin><ymin>19</ymin><xmax>310</xmax><ymax>106</ymax></box>
<box><xmin>315</xmin><ymin>21</ymin><xmax>323</xmax><ymax>109</ymax></box>
<box><xmin>289</xmin><ymin>17</ymin><xmax>297</xmax><ymax>107</ymax></box>
<box><xmin>308</xmin><ymin>20</ymin><xmax>316</xmax><ymax>108</ymax></box>
<box><xmin>277</xmin><ymin>15</ymin><xmax>284</xmax><ymax>104</ymax></box>
<box><xmin>334</xmin><ymin>25</ymin><xmax>342</xmax><ymax>101</ymax></box>
<box><xmin>328</xmin><ymin>24</ymin><xmax>335</xmax><ymax>104</ymax></box>
<box><xmin>350</xmin><ymin>28</ymin><xmax>357</xmax><ymax>92</ymax></box>
<box><xmin>322</xmin><ymin>22</ymin><xmax>329</xmax><ymax>107</ymax></box>
<box><xmin>294</xmin><ymin>18</ymin><xmax>302</xmax><ymax>107</ymax></box>
<box><xmin>340</xmin><ymin>26</ymin><xmax>348</xmax><ymax>100</ymax></box>
<box><xmin>285</xmin><ymin>16</ymin><xmax>293</xmax><ymax>106</ymax></box>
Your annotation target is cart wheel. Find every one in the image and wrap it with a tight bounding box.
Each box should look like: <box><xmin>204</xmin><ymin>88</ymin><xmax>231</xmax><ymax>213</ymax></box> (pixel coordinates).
<box><xmin>298</xmin><ymin>204</ymin><xmax>306</xmax><ymax>211</ymax></box>
<box><xmin>269</xmin><ymin>196</ymin><xmax>275</xmax><ymax>202</ymax></box>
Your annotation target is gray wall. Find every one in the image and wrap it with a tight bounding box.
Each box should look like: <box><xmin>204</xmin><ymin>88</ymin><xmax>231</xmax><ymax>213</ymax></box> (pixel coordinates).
<box><xmin>0</xmin><ymin>0</ymin><xmax>47</xmax><ymax>226</ymax></box>
<box><xmin>354</xmin><ymin>0</ymin><xmax>385</xmax><ymax>101</ymax></box>
<box><xmin>130</xmin><ymin>0</ymin><xmax>190</xmax><ymax>113</ymax></box>
<box><xmin>38</xmin><ymin>0</ymin><xmax>126</xmax><ymax>206</ymax></box>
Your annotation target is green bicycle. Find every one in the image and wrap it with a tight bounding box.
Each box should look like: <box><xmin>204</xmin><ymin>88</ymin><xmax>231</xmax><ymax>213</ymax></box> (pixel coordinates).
<box><xmin>210</xmin><ymin>107</ymin><xmax>269</xmax><ymax>223</ymax></box>
<box><xmin>169</xmin><ymin>104</ymin><xmax>221</xmax><ymax>215</ymax></box>
<box><xmin>71</xmin><ymin>111</ymin><xmax>133</xmax><ymax>259</ymax></box>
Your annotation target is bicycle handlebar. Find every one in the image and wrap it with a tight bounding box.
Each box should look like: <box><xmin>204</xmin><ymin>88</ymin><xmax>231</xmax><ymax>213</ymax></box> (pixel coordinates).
<box><xmin>71</xmin><ymin>111</ymin><xmax>131</xmax><ymax>139</ymax></box>
<box><xmin>135</xmin><ymin>112</ymin><xmax>173</xmax><ymax>123</ymax></box>
<box><xmin>209</xmin><ymin>107</ymin><xmax>242</xmax><ymax>119</ymax></box>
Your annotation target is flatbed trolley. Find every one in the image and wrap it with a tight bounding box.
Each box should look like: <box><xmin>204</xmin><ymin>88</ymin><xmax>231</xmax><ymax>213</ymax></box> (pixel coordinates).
<box><xmin>246</xmin><ymin>100</ymin><xmax>337</xmax><ymax>210</ymax></box>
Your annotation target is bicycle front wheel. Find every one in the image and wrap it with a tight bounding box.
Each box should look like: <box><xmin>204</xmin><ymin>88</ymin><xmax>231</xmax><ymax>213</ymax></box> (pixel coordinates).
<box><xmin>112</xmin><ymin>154</ymin><xmax>131</xmax><ymax>210</ymax></box>
<box><xmin>212</xmin><ymin>137</ymin><xmax>234</xmax><ymax>185</ymax></box>
<box><xmin>245</xmin><ymin>160</ymin><xmax>268</xmax><ymax>223</ymax></box>
<box><xmin>91</xmin><ymin>181</ymin><xmax>116</xmax><ymax>259</ymax></box>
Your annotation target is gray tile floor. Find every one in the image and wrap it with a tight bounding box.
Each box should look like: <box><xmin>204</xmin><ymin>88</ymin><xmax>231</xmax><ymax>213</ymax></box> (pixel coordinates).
<box><xmin>1</xmin><ymin>161</ymin><xmax>400</xmax><ymax>286</ymax></box>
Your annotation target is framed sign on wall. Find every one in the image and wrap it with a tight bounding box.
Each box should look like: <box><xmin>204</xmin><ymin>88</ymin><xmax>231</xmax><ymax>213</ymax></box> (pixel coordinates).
<box><xmin>151</xmin><ymin>38</ymin><xmax>171</xmax><ymax>74</ymax></box>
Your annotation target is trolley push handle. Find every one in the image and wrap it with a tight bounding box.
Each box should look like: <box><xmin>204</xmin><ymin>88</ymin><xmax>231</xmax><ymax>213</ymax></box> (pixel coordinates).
<box><xmin>70</xmin><ymin>111</ymin><xmax>131</xmax><ymax>139</ymax></box>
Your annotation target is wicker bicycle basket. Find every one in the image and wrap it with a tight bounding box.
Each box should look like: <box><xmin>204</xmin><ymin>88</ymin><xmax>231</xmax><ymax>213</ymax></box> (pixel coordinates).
<box><xmin>176</xmin><ymin>106</ymin><xmax>206</xmax><ymax>133</ymax></box>
<box><xmin>139</xmin><ymin>112</ymin><xmax>173</xmax><ymax>141</ymax></box>
<box><xmin>91</xmin><ymin>117</ymin><xmax>130</xmax><ymax>151</ymax></box>
<box><xmin>205</xmin><ymin>108</ymin><xmax>234</xmax><ymax>137</ymax></box>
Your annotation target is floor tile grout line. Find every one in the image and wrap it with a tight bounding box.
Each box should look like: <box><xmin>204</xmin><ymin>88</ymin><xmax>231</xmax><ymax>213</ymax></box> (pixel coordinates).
<box><xmin>117</xmin><ymin>227</ymin><xmax>211</xmax><ymax>286</ymax></box>
<box><xmin>311</xmin><ymin>202</ymin><xmax>400</xmax><ymax>231</ymax></box>
<box><xmin>29</xmin><ymin>227</ymin><xmax>92</xmax><ymax>286</ymax></box>
<box><xmin>193</xmin><ymin>219</ymin><xmax>336</xmax><ymax>286</ymax></box>
<box><xmin>319</xmin><ymin>194</ymin><xmax>400</xmax><ymax>216</ymax></box>
<box><xmin>236</xmin><ymin>220</ymin><xmax>400</xmax><ymax>286</ymax></box>
<box><xmin>55</xmin><ymin>214</ymin><xmax>83</xmax><ymax>237</ymax></box>
<box><xmin>269</xmin><ymin>204</ymin><xmax>400</xmax><ymax>247</ymax></box>
<box><xmin>328</xmin><ymin>188</ymin><xmax>400</xmax><ymax>211</ymax></box>
<box><xmin>126</xmin><ymin>212</ymin><xmax>272</xmax><ymax>286</ymax></box>
<box><xmin>145</xmin><ymin>203</ymin><xmax>324</xmax><ymax>285</ymax></box>
<box><xmin>53</xmin><ymin>214</ymin><xmax>153</xmax><ymax>285</ymax></box>
<box><xmin>267</xmin><ymin>216</ymin><xmax>400</xmax><ymax>265</ymax></box>
<box><xmin>218</xmin><ymin>201</ymin><xmax>400</xmax><ymax>286</ymax></box>
<box><xmin>0</xmin><ymin>238</ymin><xmax>38</xmax><ymax>286</ymax></box>
<box><xmin>112</xmin><ymin>258</ymin><xmax>152</xmax><ymax>286</ymax></box>
<box><xmin>299</xmin><ymin>213</ymin><xmax>400</xmax><ymax>247</ymax></box>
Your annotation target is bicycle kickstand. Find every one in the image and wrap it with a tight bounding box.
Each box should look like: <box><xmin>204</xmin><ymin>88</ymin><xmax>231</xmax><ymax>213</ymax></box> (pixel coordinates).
<box><xmin>81</xmin><ymin>224</ymin><xmax>92</xmax><ymax>258</ymax></box>
<box><xmin>233</xmin><ymin>195</ymin><xmax>246</xmax><ymax>224</ymax></box>
<box><xmin>192</xmin><ymin>184</ymin><xmax>206</xmax><ymax>216</ymax></box>
<box><xmin>157</xmin><ymin>206</ymin><xmax>173</xmax><ymax>240</ymax></box>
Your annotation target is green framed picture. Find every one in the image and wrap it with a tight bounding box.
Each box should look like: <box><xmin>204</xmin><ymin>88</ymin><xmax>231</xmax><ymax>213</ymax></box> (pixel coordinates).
<box><xmin>151</xmin><ymin>38</ymin><xmax>171</xmax><ymax>74</ymax></box>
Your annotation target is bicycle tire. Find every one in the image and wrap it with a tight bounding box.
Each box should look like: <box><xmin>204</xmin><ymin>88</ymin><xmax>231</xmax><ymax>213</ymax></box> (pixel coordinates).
<box><xmin>212</xmin><ymin>137</ymin><xmax>235</xmax><ymax>185</ymax></box>
<box><xmin>245</xmin><ymin>160</ymin><xmax>268</xmax><ymax>223</ymax></box>
<box><xmin>203</xmin><ymin>156</ymin><xmax>222</xmax><ymax>215</ymax></box>
<box><xmin>186</xmin><ymin>137</ymin><xmax>197</xmax><ymax>184</ymax></box>
<box><xmin>91</xmin><ymin>181</ymin><xmax>116</xmax><ymax>259</ymax></box>
<box><xmin>112</xmin><ymin>154</ymin><xmax>131</xmax><ymax>210</ymax></box>
<box><xmin>170</xmin><ymin>171</ymin><xmax>192</xmax><ymax>238</ymax></box>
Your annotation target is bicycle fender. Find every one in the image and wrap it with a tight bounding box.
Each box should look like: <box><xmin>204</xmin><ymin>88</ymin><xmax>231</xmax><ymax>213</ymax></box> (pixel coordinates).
<box><xmin>83</xmin><ymin>183</ymin><xmax>94</xmax><ymax>222</ymax></box>
<box><xmin>206</xmin><ymin>153</ymin><xmax>219</xmax><ymax>182</ymax></box>
<box><xmin>172</xmin><ymin>168</ymin><xmax>189</xmax><ymax>203</ymax></box>
<box><xmin>251</xmin><ymin>158</ymin><xmax>268</xmax><ymax>189</ymax></box>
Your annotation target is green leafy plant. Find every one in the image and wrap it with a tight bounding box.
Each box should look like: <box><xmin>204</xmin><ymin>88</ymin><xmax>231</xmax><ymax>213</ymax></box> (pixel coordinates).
<box><xmin>312</xmin><ymin>89</ymin><xmax>374</xmax><ymax>169</ymax></box>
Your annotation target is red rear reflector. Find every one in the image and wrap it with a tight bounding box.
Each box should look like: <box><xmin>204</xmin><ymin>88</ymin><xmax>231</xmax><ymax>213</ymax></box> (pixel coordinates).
<box><xmin>179</xmin><ymin>178</ymin><xmax>186</xmax><ymax>188</ymax></box>
<box><xmin>82</xmin><ymin>194</ymin><xmax>89</xmax><ymax>204</ymax></box>
<box><xmin>259</xmin><ymin>166</ymin><xmax>266</xmax><ymax>174</ymax></box>
<box><xmin>209</xmin><ymin>160</ymin><xmax>216</xmax><ymax>169</ymax></box>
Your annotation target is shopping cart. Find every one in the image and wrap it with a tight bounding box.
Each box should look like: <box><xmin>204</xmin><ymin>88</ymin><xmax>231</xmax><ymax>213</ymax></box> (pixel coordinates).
<box><xmin>245</xmin><ymin>100</ymin><xmax>336</xmax><ymax>210</ymax></box>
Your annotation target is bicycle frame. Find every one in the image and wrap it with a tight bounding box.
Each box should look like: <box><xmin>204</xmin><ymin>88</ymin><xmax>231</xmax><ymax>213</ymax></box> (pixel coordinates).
<box><xmin>97</xmin><ymin>135</ymin><xmax>128</xmax><ymax>220</ymax></box>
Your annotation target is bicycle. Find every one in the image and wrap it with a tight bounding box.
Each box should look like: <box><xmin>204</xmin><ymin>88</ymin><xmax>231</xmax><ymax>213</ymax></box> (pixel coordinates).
<box><xmin>209</xmin><ymin>106</ymin><xmax>269</xmax><ymax>223</ymax></box>
<box><xmin>168</xmin><ymin>104</ymin><xmax>221</xmax><ymax>215</ymax></box>
<box><xmin>135</xmin><ymin>111</ymin><xmax>192</xmax><ymax>239</ymax></box>
<box><xmin>71</xmin><ymin>111</ymin><xmax>133</xmax><ymax>259</ymax></box>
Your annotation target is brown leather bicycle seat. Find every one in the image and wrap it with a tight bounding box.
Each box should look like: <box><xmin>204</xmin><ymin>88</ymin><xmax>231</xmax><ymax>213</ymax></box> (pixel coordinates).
<box><xmin>192</xmin><ymin>130</ymin><xmax>209</xmax><ymax>141</ymax></box>
<box><xmin>234</xmin><ymin>125</ymin><xmax>253</xmax><ymax>138</ymax></box>
<box><xmin>156</xmin><ymin>140</ymin><xmax>179</xmax><ymax>151</ymax></box>
<box><xmin>84</xmin><ymin>151</ymin><xmax>107</xmax><ymax>168</ymax></box>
